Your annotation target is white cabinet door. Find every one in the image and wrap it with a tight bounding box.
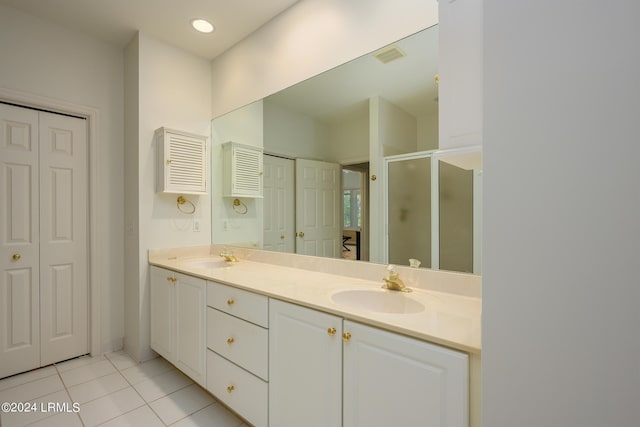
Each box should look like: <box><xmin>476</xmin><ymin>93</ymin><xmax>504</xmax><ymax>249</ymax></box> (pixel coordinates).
<box><xmin>343</xmin><ymin>321</ymin><xmax>469</xmax><ymax>427</ymax></box>
<box><xmin>150</xmin><ymin>267</ymin><xmax>206</xmax><ymax>386</ymax></box>
<box><xmin>150</xmin><ymin>266</ymin><xmax>175</xmax><ymax>362</ymax></box>
<box><xmin>175</xmin><ymin>272</ymin><xmax>206</xmax><ymax>386</ymax></box>
<box><xmin>438</xmin><ymin>0</ymin><xmax>483</xmax><ymax>150</ymax></box>
<box><xmin>269</xmin><ymin>299</ymin><xmax>342</xmax><ymax>427</ymax></box>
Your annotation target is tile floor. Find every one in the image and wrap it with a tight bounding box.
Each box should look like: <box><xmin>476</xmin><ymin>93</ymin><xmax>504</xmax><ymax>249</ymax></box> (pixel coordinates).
<box><xmin>0</xmin><ymin>352</ymin><xmax>248</xmax><ymax>427</ymax></box>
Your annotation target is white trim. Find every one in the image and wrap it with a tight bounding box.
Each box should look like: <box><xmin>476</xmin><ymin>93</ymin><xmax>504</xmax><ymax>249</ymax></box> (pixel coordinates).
<box><xmin>0</xmin><ymin>87</ymin><xmax>101</xmax><ymax>357</ymax></box>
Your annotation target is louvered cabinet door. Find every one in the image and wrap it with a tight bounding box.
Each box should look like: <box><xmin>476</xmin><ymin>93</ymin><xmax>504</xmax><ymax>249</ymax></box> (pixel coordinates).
<box><xmin>222</xmin><ymin>141</ymin><xmax>263</xmax><ymax>198</ymax></box>
<box><xmin>156</xmin><ymin>127</ymin><xmax>207</xmax><ymax>194</ymax></box>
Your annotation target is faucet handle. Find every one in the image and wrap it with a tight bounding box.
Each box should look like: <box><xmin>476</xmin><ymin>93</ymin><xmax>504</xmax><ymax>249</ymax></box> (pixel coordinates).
<box><xmin>386</xmin><ymin>264</ymin><xmax>398</xmax><ymax>278</ymax></box>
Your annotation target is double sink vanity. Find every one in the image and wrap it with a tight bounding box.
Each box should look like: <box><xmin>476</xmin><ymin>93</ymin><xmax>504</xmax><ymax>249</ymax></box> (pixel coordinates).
<box><xmin>149</xmin><ymin>245</ymin><xmax>481</xmax><ymax>427</ymax></box>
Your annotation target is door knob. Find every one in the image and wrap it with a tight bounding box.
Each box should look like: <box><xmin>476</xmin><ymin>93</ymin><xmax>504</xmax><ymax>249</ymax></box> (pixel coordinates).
<box><xmin>297</xmin><ymin>232</ymin><xmax>304</xmax><ymax>238</ymax></box>
<box><xmin>12</xmin><ymin>253</ymin><xmax>21</xmax><ymax>261</ymax></box>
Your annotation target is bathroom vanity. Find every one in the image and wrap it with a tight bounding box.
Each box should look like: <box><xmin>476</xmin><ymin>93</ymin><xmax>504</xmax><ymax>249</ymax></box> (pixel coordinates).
<box><xmin>149</xmin><ymin>246</ymin><xmax>481</xmax><ymax>427</ymax></box>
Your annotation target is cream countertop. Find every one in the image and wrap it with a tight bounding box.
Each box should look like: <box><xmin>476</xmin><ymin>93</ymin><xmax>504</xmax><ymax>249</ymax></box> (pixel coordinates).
<box><xmin>149</xmin><ymin>246</ymin><xmax>481</xmax><ymax>354</ymax></box>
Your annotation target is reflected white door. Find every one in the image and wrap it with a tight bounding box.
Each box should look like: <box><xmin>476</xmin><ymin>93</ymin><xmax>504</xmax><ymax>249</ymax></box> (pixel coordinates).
<box><xmin>263</xmin><ymin>155</ymin><xmax>294</xmax><ymax>253</ymax></box>
<box><xmin>39</xmin><ymin>112</ymin><xmax>88</xmax><ymax>366</ymax></box>
<box><xmin>0</xmin><ymin>104</ymin><xmax>88</xmax><ymax>378</ymax></box>
<box><xmin>295</xmin><ymin>159</ymin><xmax>341</xmax><ymax>257</ymax></box>
<box><xmin>0</xmin><ymin>104</ymin><xmax>41</xmax><ymax>378</ymax></box>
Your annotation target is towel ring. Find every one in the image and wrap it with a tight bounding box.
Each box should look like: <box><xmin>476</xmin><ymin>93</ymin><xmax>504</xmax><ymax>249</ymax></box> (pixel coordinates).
<box><xmin>232</xmin><ymin>198</ymin><xmax>248</xmax><ymax>215</ymax></box>
<box><xmin>176</xmin><ymin>196</ymin><xmax>196</xmax><ymax>214</ymax></box>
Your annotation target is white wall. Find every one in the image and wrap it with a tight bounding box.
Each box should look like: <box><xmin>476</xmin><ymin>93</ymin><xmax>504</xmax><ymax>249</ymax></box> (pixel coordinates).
<box><xmin>483</xmin><ymin>1</ymin><xmax>640</xmax><ymax>426</ymax></box>
<box><xmin>211</xmin><ymin>0</ymin><xmax>438</xmax><ymax>118</ymax></box>
<box><xmin>263</xmin><ymin>101</ymin><xmax>329</xmax><ymax>160</ymax></box>
<box><xmin>0</xmin><ymin>4</ymin><xmax>124</xmax><ymax>354</ymax></box>
<box><xmin>417</xmin><ymin>111</ymin><xmax>439</xmax><ymax>151</ymax></box>
<box><xmin>124</xmin><ymin>32</ymin><xmax>212</xmax><ymax>361</ymax></box>
<box><xmin>327</xmin><ymin>113</ymin><xmax>370</xmax><ymax>164</ymax></box>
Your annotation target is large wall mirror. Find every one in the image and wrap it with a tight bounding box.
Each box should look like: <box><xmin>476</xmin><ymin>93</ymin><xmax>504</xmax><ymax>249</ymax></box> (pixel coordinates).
<box><xmin>211</xmin><ymin>24</ymin><xmax>482</xmax><ymax>275</ymax></box>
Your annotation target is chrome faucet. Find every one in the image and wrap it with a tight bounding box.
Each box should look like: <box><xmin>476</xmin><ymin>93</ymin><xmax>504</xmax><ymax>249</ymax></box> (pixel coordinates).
<box><xmin>382</xmin><ymin>265</ymin><xmax>411</xmax><ymax>292</ymax></box>
<box><xmin>219</xmin><ymin>249</ymin><xmax>238</xmax><ymax>262</ymax></box>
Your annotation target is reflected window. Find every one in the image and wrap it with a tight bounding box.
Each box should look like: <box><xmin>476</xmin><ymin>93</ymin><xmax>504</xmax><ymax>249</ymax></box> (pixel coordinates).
<box><xmin>343</xmin><ymin>189</ymin><xmax>361</xmax><ymax>228</ymax></box>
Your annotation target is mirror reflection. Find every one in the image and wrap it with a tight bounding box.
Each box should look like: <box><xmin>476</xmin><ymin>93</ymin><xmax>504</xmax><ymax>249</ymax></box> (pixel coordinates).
<box><xmin>211</xmin><ymin>25</ymin><xmax>482</xmax><ymax>274</ymax></box>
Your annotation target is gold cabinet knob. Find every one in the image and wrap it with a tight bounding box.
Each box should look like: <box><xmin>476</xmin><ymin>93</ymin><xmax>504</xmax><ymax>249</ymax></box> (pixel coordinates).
<box><xmin>297</xmin><ymin>232</ymin><xmax>304</xmax><ymax>238</ymax></box>
<box><xmin>371</xmin><ymin>175</ymin><xmax>377</xmax><ymax>181</ymax></box>
<box><xmin>227</xmin><ymin>337</ymin><xmax>234</xmax><ymax>345</ymax></box>
<box><xmin>227</xmin><ymin>385</ymin><xmax>235</xmax><ymax>393</ymax></box>
<box><xmin>227</xmin><ymin>299</ymin><xmax>234</xmax><ymax>306</ymax></box>
<box><xmin>12</xmin><ymin>253</ymin><xmax>21</xmax><ymax>261</ymax></box>
<box><xmin>327</xmin><ymin>327</ymin><xmax>337</xmax><ymax>336</ymax></box>
<box><xmin>280</xmin><ymin>234</ymin><xmax>285</xmax><ymax>240</ymax></box>
<box><xmin>342</xmin><ymin>332</ymin><xmax>352</xmax><ymax>342</ymax></box>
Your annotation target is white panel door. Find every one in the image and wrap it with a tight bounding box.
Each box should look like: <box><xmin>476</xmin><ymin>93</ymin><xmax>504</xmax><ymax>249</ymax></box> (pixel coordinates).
<box><xmin>263</xmin><ymin>155</ymin><xmax>294</xmax><ymax>253</ymax></box>
<box><xmin>0</xmin><ymin>104</ymin><xmax>88</xmax><ymax>378</ymax></box>
<box><xmin>295</xmin><ymin>159</ymin><xmax>341</xmax><ymax>257</ymax></box>
<box><xmin>39</xmin><ymin>111</ymin><xmax>88</xmax><ymax>366</ymax></box>
<box><xmin>343</xmin><ymin>321</ymin><xmax>469</xmax><ymax>427</ymax></box>
<box><xmin>0</xmin><ymin>104</ymin><xmax>41</xmax><ymax>378</ymax></box>
<box><xmin>269</xmin><ymin>299</ymin><xmax>342</xmax><ymax>427</ymax></box>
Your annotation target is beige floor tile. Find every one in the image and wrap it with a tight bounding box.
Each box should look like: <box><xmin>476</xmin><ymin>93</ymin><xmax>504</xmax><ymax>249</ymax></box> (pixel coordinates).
<box><xmin>78</xmin><ymin>387</ymin><xmax>145</xmax><ymax>427</ymax></box>
<box><xmin>0</xmin><ymin>366</ymin><xmax>58</xmax><ymax>392</ymax></box>
<box><xmin>133</xmin><ymin>368</ymin><xmax>192</xmax><ymax>403</ymax></box>
<box><xmin>67</xmin><ymin>372</ymin><xmax>129</xmax><ymax>404</ymax></box>
<box><xmin>170</xmin><ymin>403</ymin><xmax>244</xmax><ymax>427</ymax></box>
<box><xmin>0</xmin><ymin>374</ymin><xmax>64</xmax><ymax>403</ymax></box>
<box><xmin>97</xmin><ymin>405</ymin><xmax>164</xmax><ymax>427</ymax></box>
<box><xmin>148</xmin><ymin>384</ymin><xmax>214</xmax><ymax>425</ymax></box>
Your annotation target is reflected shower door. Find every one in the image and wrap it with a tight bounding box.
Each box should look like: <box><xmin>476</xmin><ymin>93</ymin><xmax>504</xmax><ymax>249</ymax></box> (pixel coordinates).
<box><xmin>387</xmin><ymin>157</ymin><xmax>431</xmax><ymax>267</ymax></box>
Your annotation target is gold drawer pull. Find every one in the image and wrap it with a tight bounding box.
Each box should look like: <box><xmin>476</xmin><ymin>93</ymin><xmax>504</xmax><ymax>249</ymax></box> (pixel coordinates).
<box><xmin>227</xmin><ymin>299</ymin><xmax>234</xmax><ymax>306</ymax></box>
<box><xmin>227</xmin><ymin>337</ymin><xmax>234</xmax><ymax>345</ymax></box>
<box><xmin>227</xmin><ymin>385</ymin><xmax>235</xmax><ymax>393</ymax></box>
<box><xmin>327</xmin><ymin>327</ymin><xmax>337</xmax><ymax>336</ymax></box>
<box><xmin>166</xmin><ymin>277</ymin><xmax>176</xmax><ymax>283</ymax></box>
<box><xmin>12</xmin><ymin>253</ymin><xmax>21</xmax><ymax>261</ymax></box>
<box><xmin>342</xmin><ymin>332</ymin><xmax>351</xmax><ymax>342</ymax></box>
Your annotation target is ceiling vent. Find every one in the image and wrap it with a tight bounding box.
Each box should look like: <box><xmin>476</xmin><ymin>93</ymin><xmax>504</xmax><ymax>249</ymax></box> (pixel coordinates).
<box><xmin>373</xmin><ymin>45</ymin><xmax>406</xmax><ymax>64</ymax></box>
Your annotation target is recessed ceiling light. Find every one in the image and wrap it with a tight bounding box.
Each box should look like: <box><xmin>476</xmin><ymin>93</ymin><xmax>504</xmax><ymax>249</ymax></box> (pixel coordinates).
<box><xmin>191</xmin><ymin>18</ymin><xmax>214</xmax><ymax>33</ymax></box>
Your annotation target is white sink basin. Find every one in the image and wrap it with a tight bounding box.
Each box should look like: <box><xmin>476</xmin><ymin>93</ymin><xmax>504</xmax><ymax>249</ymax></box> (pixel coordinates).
<box><xmin>182</xmin><ymin>259</ymin><xmax>228</xmax><ymax>269</ymax></box>
<box><xmin>331</xmin><ymin>289</ymin><xmax>425</xmax><ymax>314</ymax></box>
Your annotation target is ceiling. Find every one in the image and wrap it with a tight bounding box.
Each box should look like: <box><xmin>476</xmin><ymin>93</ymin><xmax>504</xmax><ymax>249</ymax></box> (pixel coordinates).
<box><xmin>0</xmin><ymin>0</ymin><xmax>300</xmax><ymax>59</ymax></box>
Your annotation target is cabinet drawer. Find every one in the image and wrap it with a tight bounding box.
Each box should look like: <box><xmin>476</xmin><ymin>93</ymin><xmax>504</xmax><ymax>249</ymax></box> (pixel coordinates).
<box><xmin>207</xmin><ymin>350</ymin><xmax>267</xmax><ymax>427</ymax></box>
<box><xmin>207</xmin><ymin>308</ymin><xmax>268</xmax><ymax>380</ymax></box>
<box><xmin>207</xmin><ymin>281</ymin><xmax>268</xmax><ymax>327</ymax></box>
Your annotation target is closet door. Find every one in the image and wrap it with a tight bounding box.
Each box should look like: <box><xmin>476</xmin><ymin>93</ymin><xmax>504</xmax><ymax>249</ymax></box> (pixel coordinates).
<box><xmin>39</xmin><ymin>111</ymin><xmax>88</xmax><ymax>366</ymax></box>
<box><xmin>0</xmin><ymin>104</ymin><xmax>41</xmax><ymax>378</ymax></box>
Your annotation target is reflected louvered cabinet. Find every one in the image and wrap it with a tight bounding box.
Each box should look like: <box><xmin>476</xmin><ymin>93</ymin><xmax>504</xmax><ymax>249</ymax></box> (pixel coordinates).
<box><xmin>156</xmin><ymin>127</ymin><xmax>208</xmax><ymax>194</ymax></box>
<box><xmin>222</xmin><ymin>141</ymin><xmax>263</xmax><ymax>198</ymax></box>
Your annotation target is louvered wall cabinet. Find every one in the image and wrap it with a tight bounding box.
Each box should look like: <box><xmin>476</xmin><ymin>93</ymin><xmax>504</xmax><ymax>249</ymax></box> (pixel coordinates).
<box><xmin>156</xmin><ymin>127</ymin><xmax>208</xmax><ymax>194</ymax></box>
<box><xmin>222</xmin><ymin>141</ymin><xmax>263</xmax><ymax>198</ymax></box>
